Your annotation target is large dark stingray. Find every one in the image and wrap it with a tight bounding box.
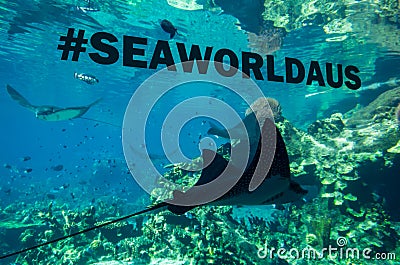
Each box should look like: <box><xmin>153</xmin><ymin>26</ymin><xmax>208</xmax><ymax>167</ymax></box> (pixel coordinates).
<box><xmin>164</xmin><ymin>117</ymin><xmax>307</xmax><ymax>214</ymax></box>
<box><xmin>0</xmin><ymin>105</ymin><xmax>307</xmax><ymax>260</ymax></box>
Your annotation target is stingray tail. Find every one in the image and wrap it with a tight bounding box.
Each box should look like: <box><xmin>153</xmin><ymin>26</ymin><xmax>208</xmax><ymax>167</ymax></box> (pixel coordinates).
<box><xmin>79</xmin><ymin>116</ymin><xmax>121</xmax><ymax>128</ymax></box>
<box><xmin>6</xmin><ymin>84</ymin><xmax>36</xmax><ymax>111</ymax></box>
<box><xmin>88</xmin><ymin>98</ymin><xmax>102</xmax><ymax>107</ymax></box>
<box><xmin>0</xmin><ymin>202</ymin><xmax>168</xmax><ymax>260</ymax></box>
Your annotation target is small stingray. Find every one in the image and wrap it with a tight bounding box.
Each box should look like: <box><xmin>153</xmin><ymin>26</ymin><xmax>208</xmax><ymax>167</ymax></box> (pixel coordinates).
<box><xmin>6</xmin><ymin>85</ymin><xmax>119</xmax><ymax>127</ymax></box>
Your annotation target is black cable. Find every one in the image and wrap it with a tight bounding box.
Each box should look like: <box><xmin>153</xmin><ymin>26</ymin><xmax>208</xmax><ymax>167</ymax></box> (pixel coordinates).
<box><xmin>0</xmin><ymin>203</ymin><xmax>167</xmax><ymax>260</ymax></box>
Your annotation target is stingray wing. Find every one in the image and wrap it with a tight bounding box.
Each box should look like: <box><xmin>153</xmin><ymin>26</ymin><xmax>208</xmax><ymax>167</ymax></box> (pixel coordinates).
<box><xmin>6</xmin><ymin>85</ymin><xmax>37</xmax><ymax>112</ymax></box>
<box><xmin>166</xmin><ymin>150</ymin><xmax>229</xmax><ymax>215</ymax></box>
<box><xmin>207</xmin><ymin>112</ymin><xmax>260</xmax><ymax>139</ymax></box>
<box><xmin>194</xmin><ymin>149</ymin><xmax>229</xmax><ymax>186</ymax></box>
<box><xmin>40</xmin><ymin>98</ymin><xmax>102</xmax><ymax>121</ymax></box>
<box><xmin>39</xmin><ymin>108</ymin><xmax>87</xmax><ymax>121</ymax></box>
<box><xmin>167</xmin><ymin>149</ymin><xmax>246</xmax><ymax>215</ymax></box>
<box><xmin>87</xmin><ymin>98</ymin><xmax>102</xmax><ymax>108</ymax></box>
<box><xmin>168</xmin><ymin>149</ymin><xmax>228</xmax><ymax>215</ymax></box>
<box><xmin>264</xmin><ymin>118</ymin><xmax>291</xmax><ymax>179</ymax></box>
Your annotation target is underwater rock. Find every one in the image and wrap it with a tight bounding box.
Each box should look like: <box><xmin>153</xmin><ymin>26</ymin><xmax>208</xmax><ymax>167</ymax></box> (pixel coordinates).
<box><xmin>336</xmin><ymin>163</ymin><xmax>354</xmax><ymax>175</ymax></box>
<box><xmin>19</xmin><ymin>228</ymin><xmax>36</xmax><ymax>247</ymax></box>
<box><xmin>346</xmin><ymin>207</ymin><xmax>365</xmax><ymax>219</ymax></box>
<box><xmin>341</xmin><ymin>87</ymin><xmax>400</xmax><ymax>155</ymax></box>
<box><xmin>245</xmin><ymin>96</ymin><xmax>283</xmax><ymax>122</ymax></box>
<box><xmin>62</xmin><ymin>248</ymin><xmax>83</xmax><ymax>264</ymax></box>
<box><xmin>166</xmin><ymin>0</ymin><xmax>204</xmax><ymax>10</ymax></box>
<box><xmin>307</xmin><ymin>113</ymin><xmax>345</xmax><ymax>140</ymax></box>
<box><xmin>333</xmin><ymin>194</ymin><xmax>344</xmax><ymax>206</ymax></box>
<box><xmin>247</xmin><ymin>22</ymin><xmax>286</xmax><ymax>54</ymax></box>
<box><xmin>305</xmin><ymin>233</ymin><xmax>318</xmax><ymax>246</ymax></box>
<box><xmin>347</xmin><ymin>5</ymin><xmax>400</xmax><ymax>52</ymax></box>
<box><xmin>44</xmin><ymin>229</ymin><xmax>54</xmax><ymax>241</ymax></box>
<box><xmin>387</xmin><ymin>140</ymin><xmax>400</xmax><ymax>153</ymax></box>
<box><xmin>346</xmin><ymin>86</ymin><xmax>400</xmax><ymax>127</ymax></box>
<box><xmin>262</xmin><ymin>0</ymin><xmax>345</xmax><ymax>32</ymax></box>
<box><xmin>343</xmin><ymin>193</ymin><xmax>357</xmax><ymax>202</ymax></box>
<box><xmin>259</xmin><ymin>0</ymin><xmax>399</xmax><ymax>52</ymax></box>
<box><xmin>335</xmin><ymin>180</ymin><xmax>347</xmax><ymax>191</ymax></box>
<box><xmin>321</xmin><ymin>175</ymin><xmax>337</xmax><ymax>185</ymax></box>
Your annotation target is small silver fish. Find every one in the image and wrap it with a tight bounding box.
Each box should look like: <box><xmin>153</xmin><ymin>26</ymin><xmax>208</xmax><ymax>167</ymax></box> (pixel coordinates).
<box><xmin>74</xmin><ymin>72</ymin><xmax>99</xmax><ymax>85</ymax></box>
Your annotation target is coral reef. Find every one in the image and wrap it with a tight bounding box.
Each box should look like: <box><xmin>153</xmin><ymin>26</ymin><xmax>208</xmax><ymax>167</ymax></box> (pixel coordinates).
<box><xmin>262</xmin><ymin>0</ymin><xmax>346</xmax><ymax>32</ymax></box>
<box><xmin>346</xmin><ymin>87</ymin><xmax>400</xmax><ymax>128</ymax></box>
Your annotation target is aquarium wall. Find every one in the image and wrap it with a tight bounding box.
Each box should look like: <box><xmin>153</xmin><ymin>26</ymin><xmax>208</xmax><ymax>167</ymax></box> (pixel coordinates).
<box><xmin>0</xmin><ymin>0</ymin><xmax>399</xmax><ymax>264</ymax></box>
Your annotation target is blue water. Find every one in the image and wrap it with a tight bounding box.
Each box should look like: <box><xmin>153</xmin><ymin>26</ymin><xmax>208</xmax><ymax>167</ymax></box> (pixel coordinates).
<box><xmin>0</xmin><ymin>0</ymin><xmax>399</xmax><ymax>264</ymax></box>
